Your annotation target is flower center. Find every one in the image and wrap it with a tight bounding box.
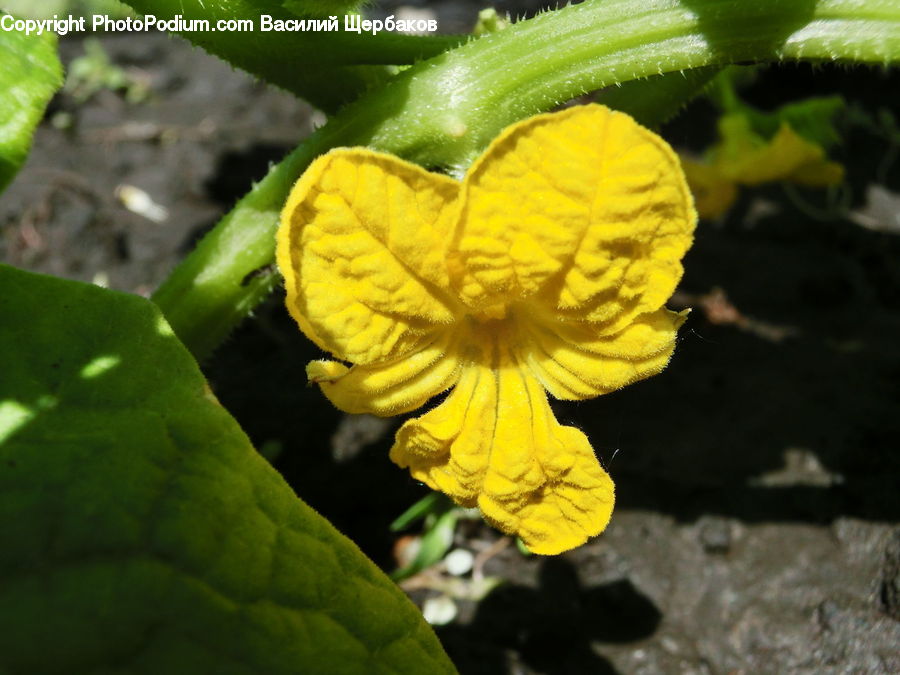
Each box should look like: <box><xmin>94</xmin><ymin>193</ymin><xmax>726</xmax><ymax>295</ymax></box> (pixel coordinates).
<box><xmin>459</xmin><ymin>305</ymin><xmax>523</xmax><ymax>366</ymax></box>
<box><xmin>470</xmin><ymin>302</ymin><xmax>508</xmax><ymax>321</ymax></box>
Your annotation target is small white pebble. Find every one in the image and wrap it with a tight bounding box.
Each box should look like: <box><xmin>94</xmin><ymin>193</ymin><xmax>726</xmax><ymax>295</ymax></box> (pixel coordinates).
<box><xmin>422</xmin><ymin>595</ymin><xmax>458</xmax><ymax>625</ymax></box>
<box><xmin>116</xmin><ymin>184</ymin><xmax>168</xmax><ymax>223</ymax></box>
<box><xmin>309</xmin><ymin>110</ymin><xmax>327</xmax><ymax>131</ymax></box>
<box><xmin>444</xmin><ymin>548</ymin><xmax>474</xmax><ymax>576</ymax></box>
<box><xmin>661</xmin><ymin>636</ymin><xmax>680</xmax><ymax>654</ymax></box>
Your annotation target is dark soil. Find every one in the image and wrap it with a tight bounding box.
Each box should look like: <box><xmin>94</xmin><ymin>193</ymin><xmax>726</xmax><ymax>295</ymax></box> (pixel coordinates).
<box><xmin>3</xmin><ymin>24</ymin><xmax>899</xmax><ymax>675</ymax></box>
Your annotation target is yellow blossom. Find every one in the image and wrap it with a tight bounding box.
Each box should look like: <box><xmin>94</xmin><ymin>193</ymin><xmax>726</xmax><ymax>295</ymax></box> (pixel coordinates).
<box><xmin>276</xmin><ymin>105</ymin><xmax>696</xmax><ymax>554</ymax></box>
<box><xmin>683</xmin><ymin>114</ymin><xmax>844</xmax><ymax>219</ymax></box>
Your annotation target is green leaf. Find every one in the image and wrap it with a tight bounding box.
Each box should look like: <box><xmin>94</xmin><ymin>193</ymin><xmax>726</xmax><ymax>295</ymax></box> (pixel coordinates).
<box><xmin>708</xmin><ymin>67</ymin><xmax>845</xmax><ymax>148</ymax></box>
<box><xmin>390</xmin><ymin>494</ymin><xmax>461</xmax><ymax>582</ymax></box>
<box><xmin>0</xmin><ymin>264</ymin><xmax>456</xmax><ymax>675</ymax></box>
<box><xmin>120</xmin><ymin>0</ymin><xmax>462</xmax><ymax>112</ymax></box>
<box><xmin>0</xmin><ymin>17</ymin><xmax>62</xmax><ymax>193</ymax></box>
<box><xmin>748</xmin><ymin>96</ymin><xmax>845</xmax><ymax>149</ymax></box>
<box><xmin>391</xmin><ymin>509</ymin><xmax>460</xmax><ymax>583</ymax></box>
<box><xmin>390</xmin><ymin>493</ymin><xmax>447</xmax><ymax>532</ymax></box>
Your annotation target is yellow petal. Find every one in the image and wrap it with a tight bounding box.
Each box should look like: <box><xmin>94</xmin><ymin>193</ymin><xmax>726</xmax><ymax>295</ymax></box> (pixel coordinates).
<box><xmin>313</xmin><ymin>331</ymin><xmax>460</xmax><ymax>416</ymax></box>
<box><xmin>789</xmin><ymin>157</ymin><xmax>844</xmax><ymax>186</ymax></box>
<box><xmin>519</xmin><ymin>308</ymin><xmax>686</xmax><ymax>400</ymax></box>
<box><xmin>390</xmin><ymin>365</ymin><xmax>489</xmax><ymax>504</ymax></box>
<box><xmin>680</xmin><ymin>157</ymin><xmax>739</xmax><ymax>219</ymax></box>
<box><xmin>307</xmin><ymin>359</ymin><xmax>350</xmax><ymax>382</ymax></box>
<box><xmin>276</xmin><ymin>148</ymin><xmax>462</xmax><ymax>365</ymax></box>
<box><xmin>717</xmin><ymin>118</ymin><xmax>844</xmax><ymax>187</ymax></box>
<box><xmin>391</xmin><ymin>356</ymin><xmax>615</xmax><ymax>555</ymax></box>
<box><xmin>450</xmin><ymin>104</ymin><xmax>695</xmax><ymax>333</ymax></box>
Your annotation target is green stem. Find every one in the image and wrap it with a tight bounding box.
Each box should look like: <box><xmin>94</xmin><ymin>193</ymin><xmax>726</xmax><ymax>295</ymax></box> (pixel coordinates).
<box><xmin>343</xmin><ymin>0</ymin><xmax>900</xmax><ymax>171</ymax></box>
<box><xmin>152</xmin><ymin>143</ymin><xmax>323</xmax><ymax>358</ymax></box>
<box><xmin>153</xmin><ymin>0</ymin><xmax>900</xmax><ymax>359</ymax></box>
<box><xmin>595</xmin><ymin>67</ymin><xmax>721</xmax><ymax>129</ymax></box>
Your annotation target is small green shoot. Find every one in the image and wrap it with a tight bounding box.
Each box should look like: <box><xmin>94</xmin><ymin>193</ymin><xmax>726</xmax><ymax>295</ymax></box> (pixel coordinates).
<box><xmin>65</xmin><ymin>38</ymin><xmax>149</xmax><ymax>103</ymax></box>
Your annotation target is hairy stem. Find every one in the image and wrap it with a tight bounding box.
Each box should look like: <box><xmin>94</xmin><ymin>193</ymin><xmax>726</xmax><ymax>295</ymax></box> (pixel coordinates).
<box><xmin>595</xmin><ymin>68</ymin><xmax>721</xmax><ymax>129</ymax></box>
<box><xmin>152</xmin><ymin>0</ymin><xmax>900</xmax><ymax>359</ymax></box>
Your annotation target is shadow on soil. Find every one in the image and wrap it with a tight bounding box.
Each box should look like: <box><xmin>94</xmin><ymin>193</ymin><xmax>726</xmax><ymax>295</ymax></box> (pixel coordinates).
<box><xmin>437</xmin><ymin>558</ymin><xmax>660</xmax><ymax>674</ymax></box>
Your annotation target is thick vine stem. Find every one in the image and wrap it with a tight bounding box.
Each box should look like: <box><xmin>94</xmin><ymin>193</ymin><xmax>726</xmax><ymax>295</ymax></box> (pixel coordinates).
<box><xmin>152</xmin><ymin>0</ymin><xmax>900</xmax><ymax>359</ymax></box>
<box><xmin>595</xmin><ymin>67</ymin><xmax>721</xmax><ymax>129</ymax></box>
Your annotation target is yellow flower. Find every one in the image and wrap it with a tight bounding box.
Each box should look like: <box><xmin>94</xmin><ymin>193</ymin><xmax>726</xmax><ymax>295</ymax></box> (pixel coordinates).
<box><xmin>683</xmin><ymin>114</ymin><xmax>844</xmax><ymax>219</ymax></box>
<box><xmin>276</xmin><ymin>105</ymin><xmax>696</xmax><ymax>554</ymax></box>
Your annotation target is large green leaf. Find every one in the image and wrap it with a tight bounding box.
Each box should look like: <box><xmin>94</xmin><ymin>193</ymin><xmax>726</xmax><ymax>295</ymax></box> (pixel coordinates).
<box><xmin>0</xmin><ymin>264</ymin><xmax>455</xmax><ymax>674</ymax></box>
<box><xmin>0</xmin><ymin>18</ymin><xmax>62</xmax><ymax>193</ymax></box>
